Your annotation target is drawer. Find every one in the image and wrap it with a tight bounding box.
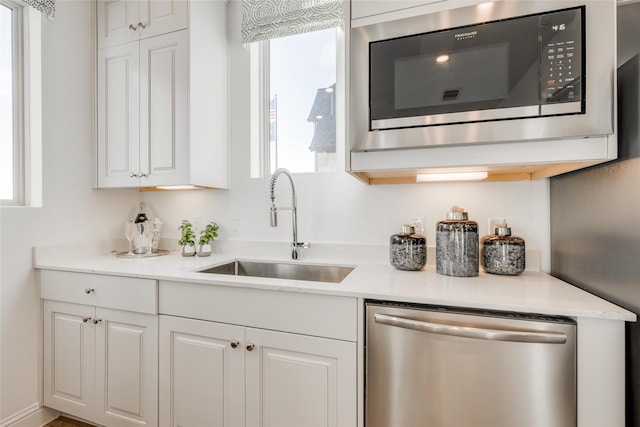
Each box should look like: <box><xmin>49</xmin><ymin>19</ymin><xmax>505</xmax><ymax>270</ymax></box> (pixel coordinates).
<box><xmin>40</xmin><ymin>270</ymin><xmax>157</xmax><ymax>314</ymax></box>
<box><xmin>159</xmin><ymin>281</ymin><xmax>358</xmax><ymax>342</ymax></box>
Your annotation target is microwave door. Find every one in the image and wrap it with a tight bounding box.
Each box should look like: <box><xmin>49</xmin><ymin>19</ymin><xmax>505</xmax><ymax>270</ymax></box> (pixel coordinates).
<box><xmin>370</xmin><ymin>14</ymin><xmax>541</xmax><ymax>130</ymax></box>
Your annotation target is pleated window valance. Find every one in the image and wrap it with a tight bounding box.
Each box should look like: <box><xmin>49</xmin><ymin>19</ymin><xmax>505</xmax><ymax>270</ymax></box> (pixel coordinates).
<box><xmin>22</xmin><ymin>0</ymin><xmax>54</xmax><ymax>19</ymax></box>
<box><xmin>241</xmin><ymin>0</ymin><xmax>343</xmax><ymax>44</ymax></box>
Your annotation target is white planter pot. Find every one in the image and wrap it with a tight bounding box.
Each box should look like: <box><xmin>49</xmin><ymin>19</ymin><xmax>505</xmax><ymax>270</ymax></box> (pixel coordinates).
<box><xmin>182</xmin><ymin>244</ymin><xmax>196</xmax><ymax>257</ymax></box>
<box><xmin>197</xmin><ymin>243</ymin><xmax>212</xmax><ymax>257</ymax></box>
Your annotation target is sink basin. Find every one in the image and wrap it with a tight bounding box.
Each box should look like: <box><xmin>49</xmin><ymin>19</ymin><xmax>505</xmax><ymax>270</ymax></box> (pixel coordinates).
<box><xmin>198</xmin><ymin>260</ymin><xmax>354</xmax><ymax>284</ymax></box>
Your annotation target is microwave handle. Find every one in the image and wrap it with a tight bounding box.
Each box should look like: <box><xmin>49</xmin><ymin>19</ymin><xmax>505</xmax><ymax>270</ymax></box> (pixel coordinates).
<box><xmin>374</xmin><ymin>313</ymin><xmax>567</xmax><ymax>344</ymax></box>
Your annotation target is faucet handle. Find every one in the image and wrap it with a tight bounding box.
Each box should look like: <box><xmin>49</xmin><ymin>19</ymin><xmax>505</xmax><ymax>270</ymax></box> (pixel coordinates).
<box><xmin>291</xmin><ymin>242</ymin><xmax>310</xmax><ymax>260</ymax></box>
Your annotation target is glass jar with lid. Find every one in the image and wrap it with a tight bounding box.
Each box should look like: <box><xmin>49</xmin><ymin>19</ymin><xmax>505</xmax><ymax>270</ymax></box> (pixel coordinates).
<box><xmin>481</xmin><ymin>223</ymin><xmax>526</xmax><ymax>275</ymax></box>
<box><xmin>390</xmin><ymin>225</ymin><xmax>426</xmax><ymax>271</ymax></box>
<box><xmin>436</xmin><ymin>207</ymin><xmax>479</xmax><ymax>277</ymax></box>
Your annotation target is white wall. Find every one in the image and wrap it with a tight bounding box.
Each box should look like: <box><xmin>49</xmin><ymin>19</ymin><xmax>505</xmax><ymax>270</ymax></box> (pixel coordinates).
<box><xmin>0</xmin><ymin>0</ymin><xmax>550</xmax><ymax>424</ymax></box>
<box><xmin>142</xmin><ymin>0</ymin><xmax>551</xmax><ymax>269</ymax></box>
<box><xmin>0</xmin><ymin>1</ymin><xmax>138</xmax><ymax>424</ymax></box>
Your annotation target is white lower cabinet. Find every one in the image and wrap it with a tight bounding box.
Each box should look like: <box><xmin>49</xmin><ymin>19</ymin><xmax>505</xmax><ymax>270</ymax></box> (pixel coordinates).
<box><xmin>245</xmin><ymin>327</ymin><xmax>357</xmax><ymax>427</ymax></box>
<box><xmin>159</xmin><ymin>316</ymin><xmax>245</xmax><ymax>427</ymax></box>
<box><xmin>41</xmin><ymin>271</ymin><xmax>158</xmax><ymax>427</ymax></box>
<box><xmin>159</xmin><ymin>314</ymin><xmax>357</xmax><ymax>427</ymax></box>
<box><xmin>44</xmin><ymin>300</ymin><xmax>158</xmax><ymax>427</ymax></box>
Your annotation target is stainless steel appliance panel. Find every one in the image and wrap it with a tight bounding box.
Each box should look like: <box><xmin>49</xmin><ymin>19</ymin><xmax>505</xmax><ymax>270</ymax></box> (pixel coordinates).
<box><xmin>365</xmin><ymin>302</ymin><xmax>577</xmax><ymax>427</ymax></box>
<box><xmin>351</xmin><ymin>0</ymin><xmax>615</xmax><ymax>151</ymax></box>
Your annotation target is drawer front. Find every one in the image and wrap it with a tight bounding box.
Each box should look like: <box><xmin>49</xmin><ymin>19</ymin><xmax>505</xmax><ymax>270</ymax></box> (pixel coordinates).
<box><xmin>159</xmin><ymin>281</ymin><xmax>358</xmax><ymax>342</ymax></box>
<box><xmin>41</xmin><ymin>270</ymin><xmax>157</xmax><ymax>314</ymax></box>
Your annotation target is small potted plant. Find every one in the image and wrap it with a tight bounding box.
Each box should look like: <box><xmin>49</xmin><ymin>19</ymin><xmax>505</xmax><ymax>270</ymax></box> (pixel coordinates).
<box><xmin>198</xmin><ymin>221</ymin><xmax>219</xmax><ymax>257</ymax></box>
<box><xmin>178</xmin><ymin>220</ymin><xmax>196</xmax><ymax>256</ymax></box>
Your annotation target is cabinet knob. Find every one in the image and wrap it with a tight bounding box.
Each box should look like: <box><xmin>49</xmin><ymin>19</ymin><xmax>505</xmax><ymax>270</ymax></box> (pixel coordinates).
<box><xmin>128</xmin><ymin>23</ymin><xmax>138</xmax><ymax>31</ymax></box>
<box><xmin>230</xmin><ymin>340</ymin><xmax>240</xmax><ymax>349</ymax></box>
<box><xmin>85</xmin><ymin>288</ymin><xmax>95</xmax><ymax>294</ymax></box>
<box><xmin>82</xmin><ymin>317</ymin><xmax>91</xmax><ymax>323</ymax></box>
<box><xmin>246</xmin><ymin>344</ymin><xmax>255</xmax><ymax>351</ymax></box>
<box><xmin>92</xmin><ymin>318</ymin><xmax>102</xmax><ymax>325</ymax></box>
<box><xmin>139</xmin><ymin>173</ymin><xmax>148</xmax><ymax>178</ymax></box>
<box><xmin>137</xmin><ymin>22</ymin><xmax>146</xmax><ymax>29</ymax></box>
<box><xmin>129</xmin><ymin>172</ymin><xmax>137</xmax><ymax>178</ymax></box>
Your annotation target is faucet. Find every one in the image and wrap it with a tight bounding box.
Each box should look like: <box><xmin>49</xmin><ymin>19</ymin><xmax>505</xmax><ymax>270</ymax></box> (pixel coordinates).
<box><xmin>269</xmin><ymin>168</ymin><xmax>309</xmax><ymax>260</ymax></box>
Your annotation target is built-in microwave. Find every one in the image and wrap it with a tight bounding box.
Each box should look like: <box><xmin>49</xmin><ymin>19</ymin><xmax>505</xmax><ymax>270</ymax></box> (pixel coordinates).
<box><xmin>350</xmin><ymin>0</ymin><xmax>616</xmax><ymax>152</ymax></box>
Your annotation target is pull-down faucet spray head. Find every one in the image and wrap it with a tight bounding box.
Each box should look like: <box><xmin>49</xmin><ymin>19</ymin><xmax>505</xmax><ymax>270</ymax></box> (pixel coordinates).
<box><xmin>269</xmin><ymin>170</ymin><xmax>282</xmax><ymax>227</ymax></box>
<box><xmin>270</xmin><ymin>204</ymin><xmax>278</xmax><ymax>227</ymax></box>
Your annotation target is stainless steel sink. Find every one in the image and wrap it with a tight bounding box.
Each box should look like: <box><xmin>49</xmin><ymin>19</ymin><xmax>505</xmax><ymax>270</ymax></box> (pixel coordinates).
<box><xmin>198</xmin><ymin>260</ymin><xmax>354</xmax><ymax>283</ymax></box>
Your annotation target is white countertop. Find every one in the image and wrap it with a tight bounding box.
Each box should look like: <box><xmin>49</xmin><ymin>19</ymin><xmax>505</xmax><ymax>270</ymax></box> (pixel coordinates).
<box><xmin>33</xmin><ymin>240</ymin><xmax>636</xmax><ymax>322</ymax></box>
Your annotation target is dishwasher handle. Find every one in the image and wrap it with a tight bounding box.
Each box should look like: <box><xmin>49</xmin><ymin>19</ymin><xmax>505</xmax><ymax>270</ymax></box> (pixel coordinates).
<box><xmin>374</xmin><ymin>313</ymin><xmax>567</xmax><ymax>344</ymax></box>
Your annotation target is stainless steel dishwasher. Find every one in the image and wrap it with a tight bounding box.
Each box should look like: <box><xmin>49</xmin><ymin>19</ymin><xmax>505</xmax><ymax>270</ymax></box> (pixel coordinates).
<box><xmin>365</xmin><ymin>301</ymin><xmax>576</xmax><ymax>427</ymax></box>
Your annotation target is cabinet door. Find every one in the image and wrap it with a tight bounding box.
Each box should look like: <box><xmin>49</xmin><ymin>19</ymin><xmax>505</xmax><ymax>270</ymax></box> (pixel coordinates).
<box><xmin>43</xmin><ymin>301</ymin><xmax>96</xmax><ymax>422</ymax></box>
<box><xmin>139</xmin><ymin>0</ymin><xmax>188</xmax><ymax>41</ymax></box>
<box><xmin>98</xmin><ymin>0</ymin><xmax>188</xmax><ymax>49</ymax></box>
<box><xmin>139</xmin><ymin>30</ymin><xmax>189</xmax><ymax>187</ymax></box>
<box><xmin>97</xmin><ymin>41</ymin><xmax>140</xmax><ymax>188</ymax></box>
<box><xmin>159</xmin><ymin>316</ymin><xmax>245</xmax><ymax>427</ymax></box>
<box><xmin>94</xmin><ymin>308</ymin><xmax>158</xmax><ymax>427</ymax></box>
<box><xmin>245</xmin><ymin>328</ymin><xmax>357</xmax><ymax>427</ymax></box>
<box><xmin>97</xmin><ymin>0</ymin><xmax>141</xmax><ymax>49</ymax></box>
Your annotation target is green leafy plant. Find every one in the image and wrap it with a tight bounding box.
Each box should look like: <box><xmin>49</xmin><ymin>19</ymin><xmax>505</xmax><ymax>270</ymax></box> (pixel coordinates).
<box><xmin>199</xmin><ymin>221</ymin><xmax>219</xmax><ymax>245</ymax></box>
<box><xmin>178</xmin><ymin>220</ymin><xmax>196</xmax><ymax>247</ymax></box>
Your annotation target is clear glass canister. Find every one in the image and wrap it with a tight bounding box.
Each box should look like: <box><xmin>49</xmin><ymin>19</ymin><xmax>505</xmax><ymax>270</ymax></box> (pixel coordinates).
<box><xmin>390</xmin><ymin>225</ymin><xmax>426</xmax><ymax>271</ymax></box>
<box><xmin>481</xmin><ymin>224</ymin><xmax>526</xmax><ymax>275</ymax></box>
<box><xmin>436</xmin><ymin>208</ymin><xmax>479</xmax><ymax>277</ymax></box>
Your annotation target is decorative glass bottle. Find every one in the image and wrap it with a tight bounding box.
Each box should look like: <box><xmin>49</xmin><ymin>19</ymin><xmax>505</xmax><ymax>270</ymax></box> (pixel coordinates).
<box><xmin>481</xmin><ymin>223</ymin><xmax>526</xmax><ymax>275</ymax></box>
<box><xmin>133</xmin><ymin>202</ymin><xmax>149</xmax><ymax>254</ymax></box>
<box><xmin>436</xmin><ymin>207</ymin><xmax>479</xmax><ymax>277</ymax></box>
<box><xmin>390</xmin><ymin>225</ymin><xmax>426</xmax><ymax>271</ymax></box>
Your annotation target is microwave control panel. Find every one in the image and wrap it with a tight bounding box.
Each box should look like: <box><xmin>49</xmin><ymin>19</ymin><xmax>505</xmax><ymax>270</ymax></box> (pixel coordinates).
<box><xmin>540</xmin><ymin>7</ymin><xmax>583</xmax><ymax>105</ymax></box>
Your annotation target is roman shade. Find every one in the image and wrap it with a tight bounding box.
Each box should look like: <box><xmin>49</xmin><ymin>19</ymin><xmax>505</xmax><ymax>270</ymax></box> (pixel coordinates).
<box><xmin>241</xmin><ymin>0</ymin><xmax>343</xmax><ymax>44</ymax></box>
<box><xmin>22</xmin><ymin>0</ymin><xmax>54</xmax><ymax>18</ymax></box>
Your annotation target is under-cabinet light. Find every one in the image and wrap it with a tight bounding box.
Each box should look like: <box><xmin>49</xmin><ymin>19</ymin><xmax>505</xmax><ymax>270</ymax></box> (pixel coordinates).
<box><xmin>416</xmin><ymin>171</ymin><xmax>488</xmax><ymax>182</ymax></box>
<box><xmin>154</xmin><ymin>185</ymin><xmax>203</xmax><ymax>191</ymax></box>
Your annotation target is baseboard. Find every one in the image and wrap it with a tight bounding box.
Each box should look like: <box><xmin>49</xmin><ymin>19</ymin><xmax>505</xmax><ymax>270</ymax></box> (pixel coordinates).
<box><xmin>0</xmin><ymin>404</ymin><xmax>58</xmax><ymax>427</ymax></box>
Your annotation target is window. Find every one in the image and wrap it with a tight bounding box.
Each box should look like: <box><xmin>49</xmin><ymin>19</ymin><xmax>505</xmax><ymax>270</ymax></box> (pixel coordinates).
<box><xmin>1</xmin><ymin>0</ymin><xmax>42</xmax><ymax>207</ymax></box>
<box><xmin>0</xmin><ymin>0</ymin><xmax>23</xmax><ymax>204</ymax></box>
<box><xmin>244</xmin><ymin>0</ymin><xmax>344</xmax><ymax>178</ymax></box>
<box><xmin>251</xmin><ymin>29</ymin><xmax>338</xmax><ymax>177</ymax></box>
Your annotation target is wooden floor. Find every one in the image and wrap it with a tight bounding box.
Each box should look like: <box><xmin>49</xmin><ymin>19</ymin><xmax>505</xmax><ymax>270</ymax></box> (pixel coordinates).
<box><xmin>44</xmin><ymin>416</ymin><xmax>96</xmax><ymax>427</ymax></box>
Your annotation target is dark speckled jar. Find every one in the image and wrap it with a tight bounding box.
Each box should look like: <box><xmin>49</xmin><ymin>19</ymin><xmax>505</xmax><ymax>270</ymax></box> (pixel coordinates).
<box><xmin>436</xmin><ymin>210</ymin><xmax>479</xmax><ymax>277</ymax></box>
<box><xmin>390</xmin><ymin>225</ymin><xmax>426</xmax><ymax>271</ymax></box>
<box><xmin>481</xmin><ymin>225</ymin><xmax>526</xmax><ymax>275</ymax></box>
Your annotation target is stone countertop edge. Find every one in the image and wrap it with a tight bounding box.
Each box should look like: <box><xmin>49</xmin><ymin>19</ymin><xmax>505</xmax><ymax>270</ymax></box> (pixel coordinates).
<box><xmin>32</xmin><ymin>241</ymin><xmax>636</xmax><ymax>322</ymax></box>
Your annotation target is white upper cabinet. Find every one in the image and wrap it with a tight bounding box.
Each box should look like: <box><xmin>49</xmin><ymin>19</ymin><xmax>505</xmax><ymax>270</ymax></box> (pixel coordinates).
<box><xmin>97</xmin><ymin>0</ymin><xmax>188</xmax><ymax>49</ymax></box>
<box><xmin>96</xmin><ymin>0</ymin><xmax>228</xmax><ymax>189</ymax></box>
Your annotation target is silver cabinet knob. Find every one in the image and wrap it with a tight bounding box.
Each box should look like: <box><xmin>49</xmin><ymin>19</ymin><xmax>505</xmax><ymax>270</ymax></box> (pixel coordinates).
<box><xmin>230</xmin><ymin>340</ymin><xmax>240</xmax><ymax>349</ymax></box>
<box><xmin>129</xmin><ymin>172</ymin><xmax>137</xmax><ymax>178</ymax></box>
<box><xmin>246</xmin><ymin>344</ymin><xmax>255</xmax><ymax>351</ymax></box>
<box><xmin>92</xmin><ymin>318</ymin><xmax>102</xmax><ymax>324</ymax></box>
<box><xmin>137</xmin><ymin>22</ymin><xmax>146</xmax><ymax>29</ymax></box>
<box><xmin>82</xmin><ymin>317</ymin><xmax>91</xmax><ymax>323</ymax></box>
<box><xmin>128</xmin><ymin>23</ymin><xmax>138</xmax><ymax>31</ymax></box>
<box><xmin>85</xmin><ymin>288</ymin><xmax>95</xmax><ymax>294</ymax></box>
<box><xmin>139</xmin><ymin>173</ymin><xmax>148</xmax><ymax>178</ymax></box>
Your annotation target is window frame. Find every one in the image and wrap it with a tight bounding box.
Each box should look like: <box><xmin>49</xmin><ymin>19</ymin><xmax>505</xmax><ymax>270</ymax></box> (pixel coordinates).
<box><xmin>1</xmin><ymin>0</ymin><xmax>24</xmax><ymax>205</ymax></box>
<box><xmin>249</xmin><ymin>26</ymin><xmax>345</xmax><ymax>179</ymax></box>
